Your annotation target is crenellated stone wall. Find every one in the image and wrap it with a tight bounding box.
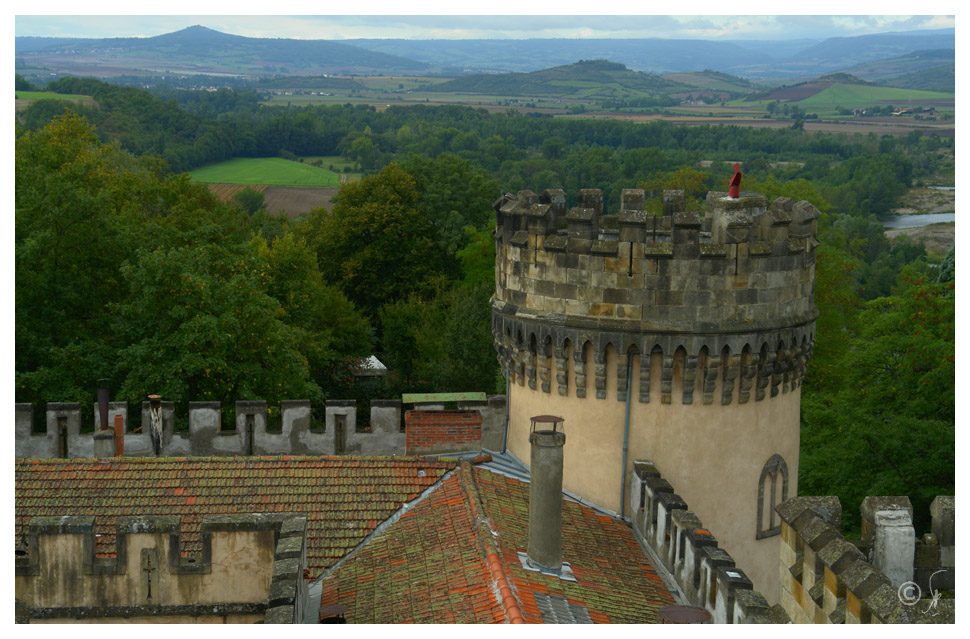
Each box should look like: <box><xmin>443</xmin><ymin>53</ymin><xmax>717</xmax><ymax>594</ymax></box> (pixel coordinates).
<box><xmin>492</xmin><ymin>188</ymin><xmax>819</xmax><ymax>400</ymax></box>
<box><xmin>15</xmin><ymin>397</ymin><xmax>508</xmax><ymax>460</ymax></box>
<box><xmin>627</xmin><ymin>461</ymin><xmax>789</xmax><ymax>623</ymax></box>
<box><xmin>776</xmin><ymin>495</ymin><xmax>955</xmax><ymax>624</ymax></box>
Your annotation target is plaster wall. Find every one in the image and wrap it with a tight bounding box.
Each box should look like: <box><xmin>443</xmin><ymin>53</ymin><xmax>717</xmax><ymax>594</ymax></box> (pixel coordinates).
<box><xmin>31</xmin><ymin>614</ymin><xmax>265</xmax><ymax>623</ymax></box>
<box><xmin>15</xmin><ymin>530</ymin><xmax>274</xmax><ymax>609</ymax></box>
<box><xmin>506</xmin><ymin>349</ymin><xmax>799</xmax><ymax>604</ymax></box>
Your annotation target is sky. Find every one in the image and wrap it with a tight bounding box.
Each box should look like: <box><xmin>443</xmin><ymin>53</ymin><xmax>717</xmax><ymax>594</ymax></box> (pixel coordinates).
<box><xmin>14</xmin><ymin>5</ymin><xmax>957</xmax><ymax>42</ymax></box>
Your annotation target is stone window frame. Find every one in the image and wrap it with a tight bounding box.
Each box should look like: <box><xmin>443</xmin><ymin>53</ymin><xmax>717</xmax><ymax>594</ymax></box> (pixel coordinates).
<box><xmin>756</xmin><ymin>454</ymin><xmax>789</xmax><ymax>539</ymax></box>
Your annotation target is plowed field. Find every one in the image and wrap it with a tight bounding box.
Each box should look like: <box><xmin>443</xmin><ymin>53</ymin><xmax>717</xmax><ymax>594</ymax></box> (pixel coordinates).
<box><xmin>204</xmin><ymin>183</ymin><xmax>339</xmax><ymax>218</ymax></box>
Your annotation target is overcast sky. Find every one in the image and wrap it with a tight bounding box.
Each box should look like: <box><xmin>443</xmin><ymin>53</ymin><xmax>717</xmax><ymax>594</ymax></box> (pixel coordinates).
<box><xmin>15</xmin><ymin>4</ymin><xmax>957</xmax><ymax>41</ymax></box>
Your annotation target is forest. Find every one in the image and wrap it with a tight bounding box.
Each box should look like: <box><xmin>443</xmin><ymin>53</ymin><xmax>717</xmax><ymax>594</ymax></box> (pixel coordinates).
<box><xmin>15</xmin><ymin>77</ymin><xmax>953</xmax><ymax>534</ymax></box>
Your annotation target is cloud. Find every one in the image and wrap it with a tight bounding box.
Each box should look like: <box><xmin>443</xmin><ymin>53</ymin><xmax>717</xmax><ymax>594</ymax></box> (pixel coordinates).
<box><xmin>15</xmin><ymin>14</ymin><xmax>955</xmax><ymax>41</ymax></box>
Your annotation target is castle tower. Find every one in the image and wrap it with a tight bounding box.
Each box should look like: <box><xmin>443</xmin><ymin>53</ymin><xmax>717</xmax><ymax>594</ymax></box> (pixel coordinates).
<box><xmin>491</xmin><ymin>186</ymin><xmax>819</xmax><ymax>602</ymax></box>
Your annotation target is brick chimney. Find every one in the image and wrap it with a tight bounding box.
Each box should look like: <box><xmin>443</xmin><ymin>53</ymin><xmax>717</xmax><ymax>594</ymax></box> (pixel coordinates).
<box><xmin>527</xmin><ymin>415</ymin><xmax>566</xmax><ymax>573</ymax></box>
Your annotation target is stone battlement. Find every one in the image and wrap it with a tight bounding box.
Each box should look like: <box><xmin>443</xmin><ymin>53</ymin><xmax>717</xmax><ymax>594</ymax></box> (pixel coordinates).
<box><xmin>492</xmin><ymin>187</ymin><xmax>819</xmax><ymax>404</ymax></box>
<box><xmin>628</xmin><ymin>460</ymin><xmax>789</xmax><ymax>623</ymax></box>
<box><xmin>15</xmin><ymin>397</ymin><xmax>507</xmax><ymax>460</ymax></box>
<box><xmin>776</xmin><ymin>496</ymin><xmax>956</xmax><ymax>624</ymax></box>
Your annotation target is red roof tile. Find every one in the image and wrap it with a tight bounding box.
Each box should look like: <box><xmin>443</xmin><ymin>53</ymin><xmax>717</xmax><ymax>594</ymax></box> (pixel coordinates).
<box><xmin>14</xmin><ymin>456</ymin><xmax>453</xmax><ymax>576</ymax></box>
<box><xmin>318</xmin><ymin>460</ymin><xmax>674</xmax><ymax>623</ymax></box>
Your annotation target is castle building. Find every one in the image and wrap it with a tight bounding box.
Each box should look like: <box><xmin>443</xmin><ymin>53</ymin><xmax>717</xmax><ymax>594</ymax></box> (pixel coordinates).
<box><xmin>491</xmin><ymin>186</ymin><xmax>820</xmax><ymax>602</ymax></box>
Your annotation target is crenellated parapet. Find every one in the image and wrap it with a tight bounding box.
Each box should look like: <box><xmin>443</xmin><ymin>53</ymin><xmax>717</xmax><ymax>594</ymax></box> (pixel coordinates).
<box><xmin>14</xmin><ymin>396</ymin><xmax>508</xmax><ymax>460</ymax></box>
<box><xmin>491</xmin><ymin>187</ymin><xmax>819</xmax><ymax>404</ymax></box>
<box><xmin>628</xmin><ymin>461</ymin><xmax>789</xmax><ymax>623</ymax></box>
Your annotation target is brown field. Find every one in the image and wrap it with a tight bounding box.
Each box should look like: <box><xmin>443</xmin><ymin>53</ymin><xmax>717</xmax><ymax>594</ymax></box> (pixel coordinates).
<box><xmin>894</xmin><ymin>188</ymin><xmax>955</xmax><ymax>215</ymax></box>
<box><xmin>885</xmin><ymin>223</ymin><xmax>955</xmax><ymax>256</ymax></box>
<box><xmin>263</xmin><ymin>186</ymin><xmax>339</xmax><ymax>218</ymax></box>
<box><xmin>203</xmin><ymin>183</ymin><xmax>338</xmax><ymax>218</ymax></box>
<box><xmin>205</xmin><ymin>183</ymin><xmax>269</xmax><ymax>201</ymax></box>
<box><xmin>761</xmin><ymin>83</ymin><xmax>830</xmax><ymax>101</ymax></box>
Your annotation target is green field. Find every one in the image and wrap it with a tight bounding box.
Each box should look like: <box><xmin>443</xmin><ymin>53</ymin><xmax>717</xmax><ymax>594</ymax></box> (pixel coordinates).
<box><xmin>15</xmin><ymin>90</ymin><xmax>92</xmax><ymax>101</ymax></box>
<box><xmin>354</xmin><ymin>76</ymin><xmax>450</xmax><ymax>91</ymax></box>
<box><xmin>188</xmin><ymin>157</ymin><xmax>341</xmax><ymax>187</ymax></box>
<box><xmin>797</xmin><ymin>85</ymin><xmax>953</xmax><ymax>109</ymax></box>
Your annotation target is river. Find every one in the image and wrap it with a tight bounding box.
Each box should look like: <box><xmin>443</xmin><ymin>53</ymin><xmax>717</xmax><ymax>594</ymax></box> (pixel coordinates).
<box><xmin>883</xmin><ymin>213</ymin><xmax>955</xmax><ymax>230</ymax></box>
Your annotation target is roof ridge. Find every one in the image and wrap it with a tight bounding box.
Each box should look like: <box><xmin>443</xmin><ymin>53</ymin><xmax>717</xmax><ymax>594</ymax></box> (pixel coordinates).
<box><xmin>458</xmin><ymin>459</ymin><xmax>525</xmax><ymax>624</ymax></box>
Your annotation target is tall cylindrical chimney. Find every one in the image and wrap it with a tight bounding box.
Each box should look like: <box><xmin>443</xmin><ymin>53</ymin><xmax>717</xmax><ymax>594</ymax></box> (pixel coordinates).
<box><xmin>527</xmin><ymin>415</ymin><xmax>566</xmax><ymax>573</ymax></box>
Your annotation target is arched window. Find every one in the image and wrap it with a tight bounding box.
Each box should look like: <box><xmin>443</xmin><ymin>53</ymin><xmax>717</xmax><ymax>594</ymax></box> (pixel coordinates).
<box><xmin>757</xmin><ymin>454</ymin><xmax>789</xmax><ymax>539</ymax></box>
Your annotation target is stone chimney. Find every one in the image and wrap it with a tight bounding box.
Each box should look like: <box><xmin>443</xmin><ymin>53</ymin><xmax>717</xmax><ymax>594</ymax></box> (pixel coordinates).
<box><xmin>860</xmin><ymin>496</ymin><xmax>915</xmax><ymax>589</ymax></box>
<box><xmin>93</xmin><ymin>428</ymin><xmax>115</xmax><ymax>458</ymax></box>
<box><xmin>527</xmin><ymin>415</ymin><xmax>566</xmax><ymax>573</ymax></box>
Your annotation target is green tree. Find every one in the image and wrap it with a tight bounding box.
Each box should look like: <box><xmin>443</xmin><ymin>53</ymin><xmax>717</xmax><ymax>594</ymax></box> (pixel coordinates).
<box><xmin>298</xmin><ymin>164</ymin><xmax>447</xmax><ymax>321</ymax></box>
<box><xmin>637</xmin><ymin>166</ymin><xmax>708</xmax><ymax>212</ymax></box>
<box><xmin>399</xmin><ymin>153</ymin><xmax>499</xmax><ymax>257</ymax></box>
<box><xmin>233</xmin><ymin>186</ymin><xmax>265</xmax><ymax>215</ymax></box>
<box><xmin>801</xmin><ymin>277</ymin><xmax>954</xmax><ymax>534</ymax></box>
<box><xmin>252</xmin><ymin>231</ymin><xmax>372</xmax><ymax>395</ymax></box>
<box><xmin>111</xmin><ymin>240</ymin><xmax>318</xmax><ymax>407</ymax></box>
<box><xmin>380</xmin><ymin>281</ymin><xmax>500</xmax><ymax>395</ymax></box>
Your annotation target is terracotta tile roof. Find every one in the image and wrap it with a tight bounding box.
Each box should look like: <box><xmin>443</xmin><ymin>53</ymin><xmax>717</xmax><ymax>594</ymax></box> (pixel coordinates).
<box><xmin>476</xmin><ymin>467</ymin><xmax>675</xmax><ymax>623</ymax></box>
<box><xmin>318</xmin><ymin>460</ymin><xmax>674</xmax><ymax>623</ymax></box>
<box><xmin>319</xmin><ymin>464</ymin><xmax>505</xmax><ymax>623</ymax></box>
<box><xmin>14</xmin><ymin>456</ymin><xmax>453</xmax><ymax>576</ymax></box>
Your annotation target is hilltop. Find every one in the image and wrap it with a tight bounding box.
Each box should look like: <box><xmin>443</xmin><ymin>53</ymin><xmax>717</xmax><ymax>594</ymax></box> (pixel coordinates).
<box><xmin>426</xmin><ymin>59</ymin><xmax>688</xmax><ymax>101</ymax></box>
<box><xmin>15</xmin><ymin>25</ymin><xmax>428</xmax><ymax>77</ymax></box>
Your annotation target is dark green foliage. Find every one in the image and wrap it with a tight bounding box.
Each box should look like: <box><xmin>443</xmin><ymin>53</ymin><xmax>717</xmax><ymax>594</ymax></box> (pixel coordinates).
<box><xmin>380</xmin><ymin>281</ymin><xmax>501</xmax><ymax>395</ymax></box>
<box><xmin>15</xmin><ymin>74</ymin><xmax>35</xmax><ymax>91</ymax></box>
<box><xmin>16</xmin><ymin>112</ymin><xmax>372</xmax><ymax>409</ymax></box>
<box><xmin>298</xmin><ymin>164</ymin><xmax>447</xmax><ymax>321</ymax></box>
<box><xmin>800</xmin><ymin>277</ymin><xmax>954</xmax><ymax>535</ymax></box>
<box><xmin>233</xmin><ymin>187</ymin><xmax>265</xmax><ymax>215</ymax></box>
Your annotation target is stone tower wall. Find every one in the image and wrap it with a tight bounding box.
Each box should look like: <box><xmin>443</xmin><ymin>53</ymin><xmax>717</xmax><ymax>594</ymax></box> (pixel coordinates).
<box><xmin>491</xmin><ymin>186</ymin><xmax>820</xmax><ymax>604</ymax></box>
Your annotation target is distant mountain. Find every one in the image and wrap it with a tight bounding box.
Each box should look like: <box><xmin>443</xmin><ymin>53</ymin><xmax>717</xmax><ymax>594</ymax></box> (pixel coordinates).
<box><xmin>879</xmin><ymin>63</ymin><xmax>955</xmax><ymax>93</ymax></box>
<box><xmin>744</xmin><ymin>31</ymin><xmax>956</xmax><ymax>78</ymax></box>
<box><xmin>16</xmin><ymin>25</ymin><xmax>429</xmax><ymax>77</ymax></box>
<box><xmin>836</xmin><ymin>49</ymin><xmax>954</xmax><ymax>82</ymax></box>
<box><xmin>426</xmin><ymin>59</ymin><xmax>688</xmax><ymax>100</ymax></box>
<box><xmin>15</xmin><ymin>36</ymin><xmax>89</xmax><ymax>53</ymax></box>
<box><xmin>16</xmin><ymin>25</ymin><xmax>955</xmax><ymax>83</ymax></box>
<box><xmin>349</xmin><ymin>38</ymin><xmax>767</xmax><ymax>75</ymax></box>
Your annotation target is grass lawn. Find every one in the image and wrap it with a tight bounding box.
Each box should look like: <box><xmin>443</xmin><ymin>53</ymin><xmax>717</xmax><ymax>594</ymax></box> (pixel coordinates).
<box><xmin>188</xmin><ymin>157</ymin><xmax>341</xmax><ymax>187</ymax></box>
<box><xmin>15</xmin><ymin>90</ymin><xmax>92</xmax><ymax>101</ymax></box>
<box><xmin>798</xmin><ymin>85</ymin><xmax>953</xmax><ymax>109</ymax></box>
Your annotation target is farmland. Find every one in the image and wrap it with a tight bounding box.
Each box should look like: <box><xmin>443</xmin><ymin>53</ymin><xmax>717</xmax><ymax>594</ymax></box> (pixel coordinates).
<box><xmin>205</xmin><ymin>183</ymin><xmax>339</xmax><ymax>218</ymax></box>
<box><xmin>188</xmin><ymin>157</ymin><xmax>341</xmax><ymax>187</ymax></box>
<box><xmin>15</xmin><ymin>90</ymin><xmax>95</xmax><ymax>111</ymax></box>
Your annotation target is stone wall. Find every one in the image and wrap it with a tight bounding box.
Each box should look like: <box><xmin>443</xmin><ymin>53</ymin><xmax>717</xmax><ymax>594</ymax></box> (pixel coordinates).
<box><xmin>15</xmin><ymin>513</ymin><xmax>307</xmax><ymax>624</ymax></box>
<box><xmin>775</xmin><ymin>495</ymin><xmax>955</xmax><ymax>624</ymax></box>
<box><xmin>492</xmin><ymin>188</ymin><xmax>819</xmax><ymax>400</ymax></box>
<box><xmin>15</xmin><ymin>397</ymin><xmax>507</xmax><ymax>460</ymax></box>
<box><xmin>627</xmin><ymin>461</ymin><xmax>788</xmax><ymax>623</ymax></box>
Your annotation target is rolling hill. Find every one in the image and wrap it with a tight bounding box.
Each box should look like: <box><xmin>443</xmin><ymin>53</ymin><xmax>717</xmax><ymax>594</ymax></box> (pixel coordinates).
<box><xmin>426</xmin><ymin>59</ymin><xmax>689</xmax><ymax>100</ymax></box>
<box><xmin>878</xmin><ymin>63</ymin><xmax>955</xmax><ymax>93</ymax></box>
<box><xmin>661</xmin><ymin>70</ymin><xmax>760</xmax><ymax>95</ymax></box>
<box><xmin>16</xmin><ymin>25</ymin><xmax>429</xmax><ymax>77</ymax></box>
